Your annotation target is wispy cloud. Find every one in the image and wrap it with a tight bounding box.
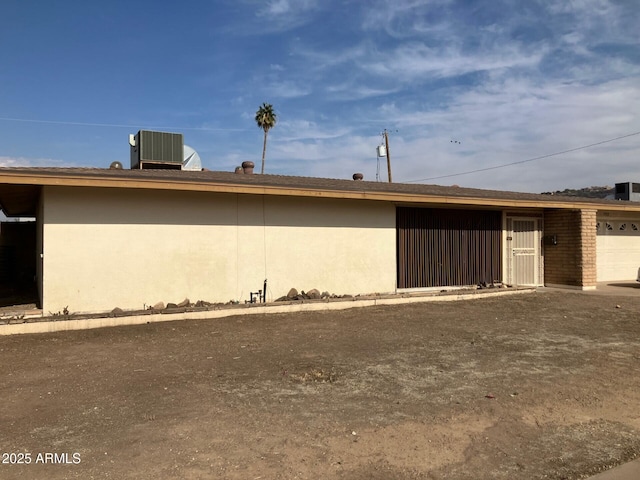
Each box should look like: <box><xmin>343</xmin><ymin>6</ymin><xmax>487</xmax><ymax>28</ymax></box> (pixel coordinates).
<box><xmin>324</xmin><ymin>83</ymin><xmax>400</xmax><ymax>101</ymax></box>
<box><xmin>255</xmin><ymin>0</ymin><xmax>320</xmax><ymax>32</ymax></box>
<box><xmin>0</xmin><ymin>156</ymin><xmax>68</xmax><ymax>167</ymax></box>
<box><xmin>265</xmin><ymin>80</ymin><xmax>312</xmax><ymax>99</ymax></box>
<box><xmin>364</xmin><ymin>43</ymin><xmax>547</xmax><ymax>82</ymax></box>
<box><xmin>276</xmin><ymin>119</ymin><xmax>351</xmax><ymax>141</ymax></box>
<box><xmin>290</xmin><ymin>42</ymin><xmax>371</xmax><ymax>70</ymax></box>
<box><xmin>361</xmin><ymin>0</ymin><xmax>454</xmax><ymax>38</ymax></box>
<box><xmin>260</xmin><ymin>0</ymin><xmax>317</xmax><ymax>16</ymax></box>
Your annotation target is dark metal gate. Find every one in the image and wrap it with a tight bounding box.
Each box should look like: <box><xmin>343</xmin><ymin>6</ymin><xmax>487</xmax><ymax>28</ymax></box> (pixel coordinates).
<box><xmin>397</xmin><ymin>207</ymin><xmax>502</xmax><ymax>288</ymax></box>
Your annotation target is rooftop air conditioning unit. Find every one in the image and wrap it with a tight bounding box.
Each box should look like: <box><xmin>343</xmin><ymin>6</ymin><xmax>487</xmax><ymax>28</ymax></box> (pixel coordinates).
<box><xmin>130</xmin><ymin>130</ymin><xmax>184</xmax><ymax>170</ymax></box>
<box><xmin>614</xmin><ymin>182</ymin><xmax>640</xmax><ymax>202</ymax></box>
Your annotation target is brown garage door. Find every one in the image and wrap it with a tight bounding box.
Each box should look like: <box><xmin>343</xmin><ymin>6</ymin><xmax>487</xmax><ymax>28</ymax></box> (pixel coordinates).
<box><xmin>397</xmin><ymin>207</ymin><xmax>502</xmax><ymax>288</ymax></box>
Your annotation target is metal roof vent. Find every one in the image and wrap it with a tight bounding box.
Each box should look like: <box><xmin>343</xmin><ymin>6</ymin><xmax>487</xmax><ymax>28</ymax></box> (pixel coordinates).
<box><xmin>109</xmin><ymin>161</ymin><xmax>123</xmax><ymax>169</ymax></box>
<box><xmin>242</xmin><ymin>161</ymin><xmax>255</xmax><ymax>174</ymax></box>
<box><xmin>353</xmin><ymin>173</ymin><xmax>364</xmax><ymax>181</ymax></box>
<box><xmin>130</xmin><ymin>130</ymin><xmax>184</xmax><ymax>170</ymax></box>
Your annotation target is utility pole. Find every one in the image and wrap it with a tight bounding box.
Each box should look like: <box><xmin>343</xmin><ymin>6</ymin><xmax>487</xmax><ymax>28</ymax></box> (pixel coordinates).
<box><xmin>384</xmin><ymin>129</ymin><xmax>392</xmax><ymax>183</ymax></box>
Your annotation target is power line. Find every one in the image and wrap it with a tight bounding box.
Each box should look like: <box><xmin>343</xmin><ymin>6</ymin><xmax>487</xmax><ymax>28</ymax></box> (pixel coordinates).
<box><xmin>404</xmin><ymin>130</ymin><xmax>640</xmax><ymax>183</ymax></box>
<box><xmin>0</xmin><ymin>116</ymin><xmax>246</xmax><ymax>132</ymax></box>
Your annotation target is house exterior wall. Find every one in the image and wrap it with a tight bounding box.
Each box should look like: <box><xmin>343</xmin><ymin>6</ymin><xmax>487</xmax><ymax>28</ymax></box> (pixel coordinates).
<box><xmin>41</xmin><ymin>186</ymin><xmax>396</xmax><ymax>313</ymax></box>
<box><xmin>543</xmin><ymin>209</ymin><xmax>597</xmax><ymax>289</ymax></box>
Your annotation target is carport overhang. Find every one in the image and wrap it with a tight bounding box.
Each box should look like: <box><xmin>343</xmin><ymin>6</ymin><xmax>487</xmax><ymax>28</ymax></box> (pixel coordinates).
<box><xmin>0</xmin><ymin>184</ymin><xmax>41</xmax><ymax>217</ymax></box>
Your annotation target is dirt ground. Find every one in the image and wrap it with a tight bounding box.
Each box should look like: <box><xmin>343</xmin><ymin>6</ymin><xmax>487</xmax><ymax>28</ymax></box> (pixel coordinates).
<box><xmin>1</xmin><ymin>290</ymin><xmax>640</xmax><ymax>480</ymax></box>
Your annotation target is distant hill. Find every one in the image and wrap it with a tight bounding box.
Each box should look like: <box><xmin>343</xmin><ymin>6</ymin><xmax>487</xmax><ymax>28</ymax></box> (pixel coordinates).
<box><xmin>540</xmin><ymin>186</ymin><xmax>614</xmax><ymax>199</ymax></box>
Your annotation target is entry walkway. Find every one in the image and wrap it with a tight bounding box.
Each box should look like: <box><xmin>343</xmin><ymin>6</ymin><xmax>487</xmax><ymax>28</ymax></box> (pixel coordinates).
<box><xmin>542</xmin><ymin>282</ymin><xmax>640</xmax><ymax>297</ymax></box>
<box><xmin>586</xmin><ymin>457</ymin><xmax>640</xmax><ymax>480</ymax></box>
<box><xmin>587</xmin><ymin>281</ymin><xmax>640</xmax><ymax>296</ymax></box>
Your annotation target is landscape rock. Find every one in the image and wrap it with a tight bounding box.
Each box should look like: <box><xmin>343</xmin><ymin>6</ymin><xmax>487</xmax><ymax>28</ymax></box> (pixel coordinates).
<box><xmin>275</xmin><ymin>288</ymin><xmax>329</xmax><ymax>302</ymax></box>
<box><xmin>307</xmin><ymin>289</ymin><xmax>321</xmax><ymax>299</ymax></box>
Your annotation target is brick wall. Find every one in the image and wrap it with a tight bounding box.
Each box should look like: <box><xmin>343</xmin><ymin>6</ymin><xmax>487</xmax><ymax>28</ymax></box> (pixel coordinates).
<box><xmin>544</xmin><ymin>209</ymin><xmax>597</xmax><ymax>288</ymax></box>
<box><xmin>579</xmin><ymin>209</ymin><xmax>597</xmax><ymax>287</ymax></box>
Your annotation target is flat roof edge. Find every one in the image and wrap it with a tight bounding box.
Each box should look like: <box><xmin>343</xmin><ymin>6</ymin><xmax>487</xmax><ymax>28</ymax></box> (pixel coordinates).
<box><xmin>1</xmin><ymin>170</ymin><xmax>639</xmax><ymax>212</ymax></box>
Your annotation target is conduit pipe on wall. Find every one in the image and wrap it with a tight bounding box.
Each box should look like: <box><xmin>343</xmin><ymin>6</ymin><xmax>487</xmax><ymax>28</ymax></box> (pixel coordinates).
<box><xmin>247</xmin><ymin>279</ymin><xmax>268</xmax><ymax>304</ymax></box>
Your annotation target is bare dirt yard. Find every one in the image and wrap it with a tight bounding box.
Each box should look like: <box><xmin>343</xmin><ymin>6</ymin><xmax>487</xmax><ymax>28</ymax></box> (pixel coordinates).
<box><xmin>1</xmin><ymin>289</ymin><xmax>640</xmax><ymax>480</ymax></box>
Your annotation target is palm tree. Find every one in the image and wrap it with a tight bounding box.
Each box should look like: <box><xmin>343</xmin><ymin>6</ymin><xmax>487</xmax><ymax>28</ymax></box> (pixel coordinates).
<box><xmin>255</xmin><ymin>103</ymin><xmax>277</xmax><ymax>174</ymax></box>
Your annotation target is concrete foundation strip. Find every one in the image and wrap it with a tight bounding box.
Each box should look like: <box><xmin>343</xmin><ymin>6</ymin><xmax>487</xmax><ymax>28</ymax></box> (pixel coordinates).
<box><xmin>0</xmin><ymin>288</ymin><xmax>535</xmax><ymax>336</ymax></box>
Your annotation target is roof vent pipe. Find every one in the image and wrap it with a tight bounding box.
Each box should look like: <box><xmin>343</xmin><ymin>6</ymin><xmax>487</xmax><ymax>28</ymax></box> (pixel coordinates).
<box><xmin>234</xmin><ymin>166</ymin><xmax>244</xmax><ymax>174</ymax></box>
<box><xmin>242</xmin><ymin>161</ymin><xmax>255</xmax><ymax>174</ymax></box>
<box><xmin>353</xmin><ymin>173</ymin><xmax>364</xmax><ymax>181</ymax></box>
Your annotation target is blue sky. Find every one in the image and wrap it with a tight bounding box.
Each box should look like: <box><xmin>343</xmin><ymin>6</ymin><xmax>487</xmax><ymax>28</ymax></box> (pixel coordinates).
<box><xmin>1</xmin><ymin>0</ymin><xmax>639</xmax><ymax>193</ymax></box>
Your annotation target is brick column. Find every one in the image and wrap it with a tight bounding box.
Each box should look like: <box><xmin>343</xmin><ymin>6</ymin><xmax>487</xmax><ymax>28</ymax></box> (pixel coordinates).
<box><xmin>578</xmin><ymin>209</ymin><xmax>597</xmax><ymax>288</ymax></box>
<box><xmin>543</xmin><ymin>209</ymin><xmax>597</xmax><ymax>289</ymax></box>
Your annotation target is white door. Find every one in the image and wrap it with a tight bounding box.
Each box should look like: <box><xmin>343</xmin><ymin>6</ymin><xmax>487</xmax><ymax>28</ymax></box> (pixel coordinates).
<box><xmin>506</xmin><ymin>217</ymin><xmax>541</xmax><ymax>286</ymax></box>
<box><xmin>596</xmin><ymin>219</ymin><xmax>640</xmax><ymax>281</ymax></box>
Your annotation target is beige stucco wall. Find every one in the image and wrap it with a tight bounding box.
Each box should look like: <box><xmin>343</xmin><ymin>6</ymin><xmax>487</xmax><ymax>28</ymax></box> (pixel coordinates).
<box><xmin>41</xmin><ymin>186</ymin><xmax>396</xmax><ymax>313</ymax></box>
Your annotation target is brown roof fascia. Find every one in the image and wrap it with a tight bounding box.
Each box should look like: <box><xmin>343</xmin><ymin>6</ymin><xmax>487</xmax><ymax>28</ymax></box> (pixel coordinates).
<box><xmin>1</xmin><ymin>168</ymin><xmax>640</xmax><ymax>212</ymax></box>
